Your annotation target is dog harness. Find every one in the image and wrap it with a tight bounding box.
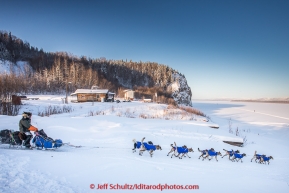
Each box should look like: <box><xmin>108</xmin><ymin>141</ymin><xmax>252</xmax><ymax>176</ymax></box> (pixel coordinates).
<box><xmin>177</xmin><ymin>147</ymin><xmax>188</xmax><ymax>153</ymax></box>
<box><xmin>201</xmin><ymin>150</ymin><xmax>207</xmax><ymax>155</ymax></box>
<box><xmin>143</xmin><ymin>142</ymin><xmax>156</xmax><ymax>151</ymax></box>
<box><xmin>263</xmin><ymin>156</ymin><xmax>271</xmax><ymax>161</ymax></box>
<box><xmin>228</xmin><ymin>150</ymin><xmax>238</xmax><ymax>156</ymax></box>
<box><xmin>136</xmin><ymin>141</ymin><xmax>142</xmax><ymax>149</ymax></box>
<box><xmin>234</xmin><ymin>153</ymin><xmax>244</xmax><ymax>158</ymax></box>
<box><xmin>256</xmin><ymin>154</ymin><xmax>265</xmax><ymax>159</ymax></box>
<box><xmin>208</xmin><ymin>150</ymin><xmax>218</xmax><ymax>156</ymax></box>
<box><xmin>227</xmin><ymin>150</ymin><xmax>233</xmax><ymax>156</ymax></box>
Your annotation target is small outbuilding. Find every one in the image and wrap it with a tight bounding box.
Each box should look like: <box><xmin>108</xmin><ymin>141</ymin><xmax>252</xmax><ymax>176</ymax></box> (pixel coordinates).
<box><xmin>123</xmin><ymin>89</ymin><xmax>134</xmax><ymax>101</ymax></box>
<box><xmin>71</xmin><ymin>86</ymin><xmax>115</xmax><ymax>102</ymax></box>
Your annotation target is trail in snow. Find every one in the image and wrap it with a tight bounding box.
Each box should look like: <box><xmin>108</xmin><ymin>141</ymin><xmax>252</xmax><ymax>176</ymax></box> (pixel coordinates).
<box><xmin>238</xmin><ymin>108</ymin><xmax>289</xmax><ymax>120</ymax></box>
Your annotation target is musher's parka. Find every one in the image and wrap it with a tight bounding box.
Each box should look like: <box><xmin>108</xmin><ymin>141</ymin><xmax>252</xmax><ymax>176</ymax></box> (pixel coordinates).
<box><xmin>19</xmin><ymin>116</ymin><xmax>31</xmax><ymax>133</ymax></box>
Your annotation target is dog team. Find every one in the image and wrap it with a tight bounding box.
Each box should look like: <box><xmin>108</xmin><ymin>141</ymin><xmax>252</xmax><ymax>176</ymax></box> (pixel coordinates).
<box><xmin>132</xmin><ymin>138</ymin><xmax>273</xmax><ymax>164</ymax></box>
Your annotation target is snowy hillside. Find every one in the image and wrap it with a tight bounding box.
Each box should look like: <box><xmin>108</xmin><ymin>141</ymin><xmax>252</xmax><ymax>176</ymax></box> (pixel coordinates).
<box><xmin>0</xmin><ymin>97</ymin><xmax>289</xmax><ymax>193</ymax></box>
<box><xmin>0</xmin><ymin>60</ymin><xmax>31</xmax><ymax>74</ymax></box>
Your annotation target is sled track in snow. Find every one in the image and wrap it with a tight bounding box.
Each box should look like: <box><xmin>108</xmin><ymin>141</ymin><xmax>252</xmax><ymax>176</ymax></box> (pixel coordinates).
<box><xmin>238</xmin><ymin>108</ymin><xmax>289</xmax><ymax>120</ymax></box>
<box><xmin>0</xmin><ymin>145</ymin><xmax>67</xmax><ymax>152</ymax></box>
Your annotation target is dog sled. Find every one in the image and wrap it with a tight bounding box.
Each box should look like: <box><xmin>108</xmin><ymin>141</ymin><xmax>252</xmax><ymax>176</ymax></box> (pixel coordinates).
<box><xmin>0</xmin><ymin>127</ymin><xmax>63</xmax><ymax>150</ymax></box>
<box><xmin>0</xmin><ymin>129</ymin><xmax>23</xmax><ymax>147</ymax></box>
<box><xmin>32</xmin><ymin>129</ymin><xmax>63</xmax><ymax>150</ymax></box>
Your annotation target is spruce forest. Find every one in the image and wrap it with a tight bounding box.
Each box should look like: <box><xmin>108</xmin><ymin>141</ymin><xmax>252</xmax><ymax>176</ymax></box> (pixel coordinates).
<box><xmin>0</xmin><ymin>31</ymin><xmax>192</xmax><ymax>110</ymax></box>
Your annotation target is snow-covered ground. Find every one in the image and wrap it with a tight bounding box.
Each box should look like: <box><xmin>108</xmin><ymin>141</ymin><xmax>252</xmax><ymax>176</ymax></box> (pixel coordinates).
<box><xmin>0</xmin><ymin>96</ymin><xmax>288</xmax><ymax>193</ymax></box>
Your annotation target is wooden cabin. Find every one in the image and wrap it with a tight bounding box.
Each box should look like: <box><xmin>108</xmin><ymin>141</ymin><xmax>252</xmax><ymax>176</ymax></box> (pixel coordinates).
<box><xmin>71</xmin><ymin>86</ymin><xmax>115</xmax><ymax>102</ymax></box>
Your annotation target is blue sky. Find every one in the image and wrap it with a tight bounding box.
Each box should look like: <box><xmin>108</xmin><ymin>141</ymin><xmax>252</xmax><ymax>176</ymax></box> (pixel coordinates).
<box><xmin>1</xmin><ymin>0</ymin><xmax>288</xmax><ymax>99</ymax></box>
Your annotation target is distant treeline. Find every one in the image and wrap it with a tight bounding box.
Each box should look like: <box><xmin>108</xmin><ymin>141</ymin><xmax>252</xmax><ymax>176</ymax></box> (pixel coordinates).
<box><xmin>231</xmin><ymin>100</ymin><xmax>289</xmax><ymax>104</ymax></box>
<box><xmin>0</xmin><ymin>30</ymin><xmax>192</xmax><ymax>106</ymax></box>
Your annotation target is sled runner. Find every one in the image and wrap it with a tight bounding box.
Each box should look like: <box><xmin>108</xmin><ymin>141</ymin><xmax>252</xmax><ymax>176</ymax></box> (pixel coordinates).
<box><xmin>0</xmin><ymin>129</ymin><xmax>63</xmax><ymax>150</ymax></box>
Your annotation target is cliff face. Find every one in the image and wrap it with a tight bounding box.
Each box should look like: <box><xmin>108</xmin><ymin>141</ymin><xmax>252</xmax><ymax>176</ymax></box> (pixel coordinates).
<box><xmin>167</xmin><ymin>73</ymin><xmax>192</xmax><ymax>106</ymax></box>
